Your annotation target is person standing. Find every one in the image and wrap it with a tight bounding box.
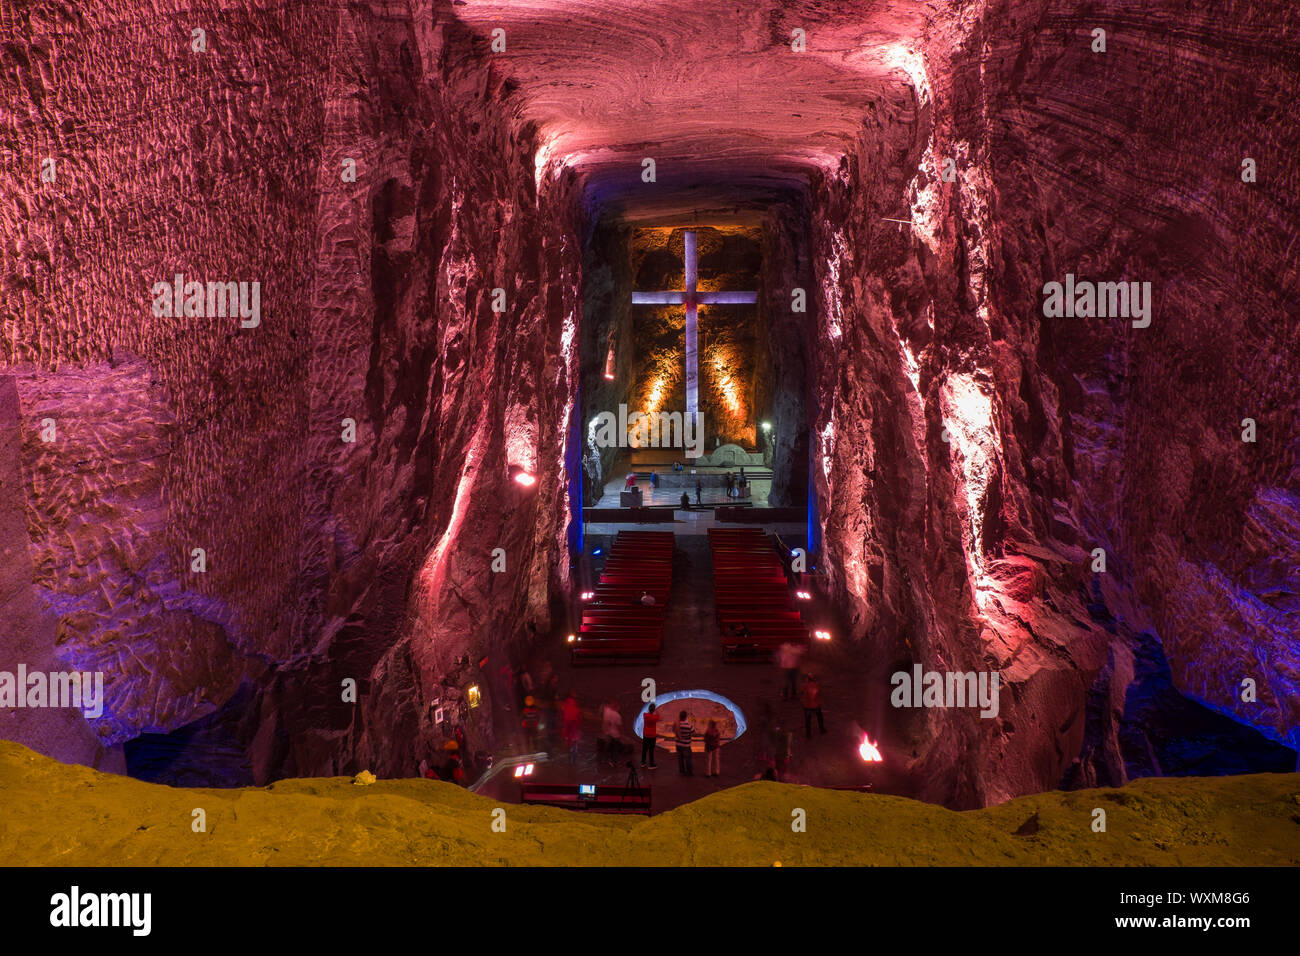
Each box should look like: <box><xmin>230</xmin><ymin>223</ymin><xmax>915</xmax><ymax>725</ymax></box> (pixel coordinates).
<box><xmin>801</xmin><ymin>674</ymin><xmax>825</xmax><ymax>737</ymax></box>
<box><xmin>517</xmin><ymin>666</ymin><xmax>534</xmax><ymax>711</ymax></box>
<box><xmin>674</xmin><ymin>710</ymin><xmax>695</xmax><ymax>776</ymax></box>
<box><xmin>602</xmin><ymin>699</ymin><xmax>625</xmax><ymax>765</ymax></box>
<box><xmin>777</xmin><ymin>640</ymin><xmax>805</xmax><ymax>700</ymax></box>
<box><xmin>704</xmin><ymin>719</ymin><xmax>721</xmax><ymax>777</ymax></box>
<box><xmin>440</xmin><ymin>741</ymin><xmax>465</xmax><ymax>785</ymax></box>
<box><xmin>495</xmin><ymin>658</ymin><xmax>514</xmax><ymax>714</ymax></box>
<box><xmin>540</xmin><ymin>671</ymin><xmax>560</xmax><ymax>750</ymax></box>
<box><xmin>521</xmin><ymin>696</ymin><xmax>540</xmax><ymax>752</ymax></box>
<box><xmin>561</xmin><ymin>692</ymin><xmax>581</xmax><ymax>765</ymax></box>
<box><xmin>641</xmin><ymin>702</ymin><xmax>660</xmax><ymax>769</ymax></box>
<box><xmin>694</xmin><ymin>479</ymin><xmax>702</xmax><ymax>505</ymax></box>
<box><xmin>650</xmin><ymin>470</ymin><xmax>659</xmax><ymax>490</ymax></box>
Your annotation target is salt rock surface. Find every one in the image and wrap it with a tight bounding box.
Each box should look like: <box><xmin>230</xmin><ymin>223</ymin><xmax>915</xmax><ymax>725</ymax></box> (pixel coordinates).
<box><xmin>1</xmin><ymin>0</ymin><xmax>1295</xmax><ymax>803</ymax></box>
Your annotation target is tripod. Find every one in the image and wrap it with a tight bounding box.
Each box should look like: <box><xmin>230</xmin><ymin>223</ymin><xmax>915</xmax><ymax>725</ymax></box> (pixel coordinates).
<box><xmin>624</xmin><ymin>760</ymin><xmax>640</xmax><ymax>790</ymax></box>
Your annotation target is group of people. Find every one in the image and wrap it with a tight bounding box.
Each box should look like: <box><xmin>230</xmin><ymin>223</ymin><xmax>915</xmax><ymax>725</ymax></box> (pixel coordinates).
<box><xmin>722</xmin><ymin>470</ymin><xmax>749</xmax><ymax>500</ymax></box>
<box><xmin>494</xmin><ymin>642</ymin><xmax>828</xmax><ymax>787</ymax></box>
<box><xmin>635</xmin><ymin>703</ymin><xmax>723</xmax><ymax>777</ymax></box>
<box><xmin>680</xmin><ymin>479</ymin><xmax>703</xmax><ymax>510</ymax></box>
<box><xmin>515</xmin><ymin>660</ymin><xmax>567</xmax><ymax>754</ymax></box>
<box><xmin>777</xmin><ymin>639</ymin><xmax>825</xmax><ymax>736</ymax></box>
<box><xmin>419</xmin><ymin>739</ymin><xmax>468</xmax><ymax>785</ymax></box>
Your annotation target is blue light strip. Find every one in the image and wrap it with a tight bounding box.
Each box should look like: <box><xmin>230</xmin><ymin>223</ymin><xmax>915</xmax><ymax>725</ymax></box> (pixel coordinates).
<box><xmin>633</xmin><ymin>689</ymin><xmax>747</xmax><ymax>739</ymax></box>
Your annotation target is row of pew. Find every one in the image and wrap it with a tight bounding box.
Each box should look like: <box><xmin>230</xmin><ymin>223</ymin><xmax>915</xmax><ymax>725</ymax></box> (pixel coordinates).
<box><xmin>708</xmin><ymin>527</ymin><xmax>809</xmax><ymax>661</ymax></box>
<box><xmin>572</xmin><ymin>531</ymin><xmax>674</xmax><ymax>664</ymax></box>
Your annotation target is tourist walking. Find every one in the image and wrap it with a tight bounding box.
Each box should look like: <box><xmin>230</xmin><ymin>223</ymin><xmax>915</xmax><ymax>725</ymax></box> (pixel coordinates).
<box><xmin>777</xmin><ymin>640</ymin><xmax>805</xmax><ymax>700</ymax></box>
<box><xmin>704</xmin><ymin>719</ymin><xmax>721</xmax><ymax>777</ymax></box>
<box><xmin>801</xmin><ymin>674</ymin><xmax>826</xmax><ymax>737</ymax></box>
<box><xmin>540</xmin><ymin>671</ymin><xmax>560</xmax><ymax>749</ymax></box>
<box><xmin>674</xmin><ymin>710</ymin><xmax>695</xmax><ymax>776</ymax></box>
<box><xmin>641</xmin><ymin>702</ymin><xmax>660</xmax><ymax>769</ymax></box>
<box><xmin>601</xmin><ymin>699</ymin><xmax>626</xmax><ymax>765</ymax></box>
<box><xmin>521</xmin><ymin>696</ymin><xmax>540</xmax><ymax>752</ymax></box>
<box><xmin>561</xmin><ymin>692</ymin><xmax>581</xmax><ymax>764</ymax></box>
<box><xmin>515</xmin><ymin>665</ymin><xmax>534</xmax><ymax>711</ymax></box>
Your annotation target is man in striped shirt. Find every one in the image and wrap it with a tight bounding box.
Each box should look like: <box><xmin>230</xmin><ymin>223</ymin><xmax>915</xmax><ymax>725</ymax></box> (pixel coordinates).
<box><xmin>674</xmin><ymin>710</ymin><xmax>695</xmax><ymax>776</ymax></box>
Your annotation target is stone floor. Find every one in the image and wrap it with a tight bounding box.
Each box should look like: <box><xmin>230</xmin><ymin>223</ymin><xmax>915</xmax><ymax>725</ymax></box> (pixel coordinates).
<box><xmin>480</xmin><ymin>534</ymin><xmax>914</xmax><ymax>814</ymax></box>
<box><xmin>594</xmin><ymin>472</ymin><xmax>772</xmax><ymax>508</ymax></box>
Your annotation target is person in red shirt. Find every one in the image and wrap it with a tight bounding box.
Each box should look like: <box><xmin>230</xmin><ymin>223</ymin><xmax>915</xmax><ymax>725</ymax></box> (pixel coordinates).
<box><xmin>801</xmin><ymin>674</ymin><xmax>825</xmax><ymax>738</ymax></box>
<box><xmin>561</xmin><ymin>692</ymin><xmax>581</xmax><ymax>764</ymax></box>
<box><xmin>641</xmin><ymin>702</ymin><xmax>660</xmax><ymax>769</ymax></box>
<box><xmin>521</xmin><ymin>696</ymin><xmax>540</xmax><ymax>752</ymax></box>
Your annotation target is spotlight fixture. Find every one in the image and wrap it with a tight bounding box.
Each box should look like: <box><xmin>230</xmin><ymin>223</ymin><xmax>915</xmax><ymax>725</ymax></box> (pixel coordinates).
<box><xmin>814</xmin><ymin>629</ymin><xmax>832</xmax><ymax>641</ymax></box>
<box><xmin>509</xmin><ymin>464</ymin><xmax>537</xmax><ymax>487</ymax></box>
<box><xmin>566</xmin><ymin>633</ymin><xmax>576</xmax><ymax>643</ymax></box>
<box><xmin>761</xmin><ymin>421</ymin><xmax>772</xmax><ymax>431</ymax></box>
<box><xmin>796</xmin><ymin>590</ymin><xmax>811</xmax><ymax>600</ymax></box>
<box><xmin>513</xmin><ymin>763</ymin><xmax>536</xmax><ymax>778</ymax></box>
<box><xmin>580</xmin><ymin>591</ymin><xmax>594</xmax><ymax>601</ymax></box>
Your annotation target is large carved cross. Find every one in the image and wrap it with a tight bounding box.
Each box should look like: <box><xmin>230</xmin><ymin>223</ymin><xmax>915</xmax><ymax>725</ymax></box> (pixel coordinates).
<box><xmin>630</xmin><ymin>231</ymin><xmax>757</xmax><ymax>423</ymax></box>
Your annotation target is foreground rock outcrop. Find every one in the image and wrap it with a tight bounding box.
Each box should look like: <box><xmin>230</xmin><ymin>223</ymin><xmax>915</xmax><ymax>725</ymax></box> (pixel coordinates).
<box><xmin>2</xmin><ymin>742</ymin><xmax>1297</xmax><ymax>866</ymax></box>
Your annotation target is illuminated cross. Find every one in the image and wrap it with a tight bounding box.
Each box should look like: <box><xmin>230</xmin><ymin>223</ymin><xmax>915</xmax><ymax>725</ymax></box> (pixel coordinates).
<box><xmin>631</xmin><ymin>231</ymin><xmax>757</xmax><ymax>422</ymax></box>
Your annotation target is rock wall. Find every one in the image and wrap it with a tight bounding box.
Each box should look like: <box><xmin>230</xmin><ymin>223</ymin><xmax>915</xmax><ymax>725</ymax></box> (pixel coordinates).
<box><xmin>1</xmin><ymin>1</ymin><xmax>582</xmax><ymax>781</ymax></box>
<box><xmin>757</xmin><ymin>201</ymin><xmax>812</xmax><ymax>506</ymax></box>
<box><xmin>1</xmin><ymin>0</ymin><xmax>334</xmax><ymax>761</ymax></box>
<box><xmin>2</xmin><ymin>0</ymin><xmax>1293</xmax><ymax>801</ymax></box>
<box><xmin>579</xmin><ymin>218</ymin><xmax>633</xmax><ymax>505</ymax></box>
<box><xmin>809</xmin><ymin>0</ymin><xmax>1298</xmax><ymax>805</ymax></box>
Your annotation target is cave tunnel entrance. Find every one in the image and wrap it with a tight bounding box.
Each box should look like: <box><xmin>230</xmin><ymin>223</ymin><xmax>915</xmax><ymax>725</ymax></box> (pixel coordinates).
<box><xmin>573</xmin><ymin>212</ymin><xmax>812</xmax><ymax>534</ymax></box>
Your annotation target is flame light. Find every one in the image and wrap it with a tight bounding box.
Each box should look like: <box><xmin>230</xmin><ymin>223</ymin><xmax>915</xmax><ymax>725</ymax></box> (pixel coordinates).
<box><xmin>604</xmin><ymin>341</ymin><xmax>616</xmax><ymax>380</ymax></box>
<box><xmin>859</xmin><ymin>734</ymin><xmax>883</xmax><ymax>763</ymax></box>
<box><xmin>711</xmin><ymin>352</ymin><xmax>742</xmax><ymax>417</ymax></box>
<box><xmin>645</xmin><ymin>376</ymin><xmax>666</xmax><ymax>416</ymax></box>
